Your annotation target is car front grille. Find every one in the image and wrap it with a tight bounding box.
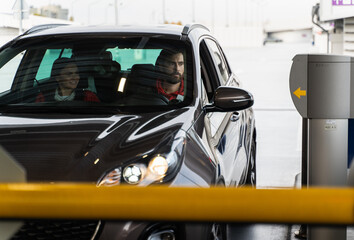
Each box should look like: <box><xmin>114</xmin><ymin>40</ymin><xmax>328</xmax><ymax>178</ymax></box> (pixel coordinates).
<box><xmin>11</xmin><ymin>220</ymin><xmax>100</xmax><ymax>240</ymax></box>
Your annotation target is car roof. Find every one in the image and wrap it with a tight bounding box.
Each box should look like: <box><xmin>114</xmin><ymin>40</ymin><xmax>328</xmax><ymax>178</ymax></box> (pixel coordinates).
<box><xmin>19</xmin><ymin>24</ymin><xmax>210</xmax><ymax>39</ymax></box>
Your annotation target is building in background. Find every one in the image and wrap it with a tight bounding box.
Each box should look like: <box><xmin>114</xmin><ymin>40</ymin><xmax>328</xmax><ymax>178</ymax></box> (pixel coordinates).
<box><xmin>313</xmin><ymin>0</ymin><xmax>354</xmax><ymax>56</ymax></box>
<box><xmin>30</xmin><ymin>5</ymin><xmax>69</xmax><ymax>20</ymax></box>
<box><xmin>0</xmin><ymin>1</ymin><xmax>73</xmax><ymax>46</ymax></box>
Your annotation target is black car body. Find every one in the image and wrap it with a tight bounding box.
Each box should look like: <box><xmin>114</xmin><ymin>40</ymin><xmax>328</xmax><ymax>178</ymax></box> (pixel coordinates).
<box><xmin>0</xmin><ymin>24</ymin><xmax>256</xmax><ymax>240</ymax></box>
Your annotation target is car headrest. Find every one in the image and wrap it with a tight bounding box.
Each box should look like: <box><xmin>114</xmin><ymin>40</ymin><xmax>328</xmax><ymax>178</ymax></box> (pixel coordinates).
<box><xmin>130</xmin><ymin>64</ymin><xmax>156</xmax><ymax>87</ymax></box>
<box><xmin>99</xmin><ymin>51</ymin><xmax>113</xmax><ymax>60</ymax></box>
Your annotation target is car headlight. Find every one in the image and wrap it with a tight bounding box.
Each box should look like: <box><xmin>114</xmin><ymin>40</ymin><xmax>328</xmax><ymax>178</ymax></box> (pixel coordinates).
<box><xmin>121</xmin><ymin>156</ymin><xmax>169</xmax><ymax>185</ymax></box>
<box><xmin>148</xmin><ymin>155</ymin><xmax>168</xmax><ymax>176</ymax></box>
<box><xmin>123</xmin><ymin>164</ymin><xmax>146</xmax><ymax>184</ymax></box>
<box><xmin>97</xmin><ymin>168</ymin><xmax>121</xmax><ymax>186</ymax></box>
<box><xmin>98</xmin><ymin>138</ymin><xmax>185</xmax><ymax>186</ymax></box>
<box><xmin>98</xmin><ymin>155</ymin><xmax>174</xmax><ymax>186</ymax></box>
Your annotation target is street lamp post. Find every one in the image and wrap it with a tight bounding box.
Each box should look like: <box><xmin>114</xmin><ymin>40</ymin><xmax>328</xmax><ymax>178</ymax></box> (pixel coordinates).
<box><xmin>162</xmin><ymin>0</ymin><xmax>166</xmax><ymax>24</ymax></box>
<box><xmin>192</xmin><ymin>0</ymin><xmax>195</xmax><ymax>23</ymax></box>
<box><xmin>115</xmin><ymin>0</ymin><xmax>119</xmax><ymax>26</ymax></box>
<box><xmin>19</xmin><ymin>0</ymin><xmax>23</xmax><ymax>34</ymax></box>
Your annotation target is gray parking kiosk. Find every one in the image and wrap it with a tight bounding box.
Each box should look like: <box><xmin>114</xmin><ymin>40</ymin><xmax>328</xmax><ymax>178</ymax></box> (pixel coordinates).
<box><xmin>290</xmin><ymin>54</ymin><xmax>354</xmax><ymax>240</ymax></box>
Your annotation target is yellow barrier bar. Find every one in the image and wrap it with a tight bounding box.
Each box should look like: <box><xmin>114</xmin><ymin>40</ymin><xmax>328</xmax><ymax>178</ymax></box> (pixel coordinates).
<box><xmin>0</xmin><ymin>183</ymin><xmax>354</xmax><ymax>224</ymax></box>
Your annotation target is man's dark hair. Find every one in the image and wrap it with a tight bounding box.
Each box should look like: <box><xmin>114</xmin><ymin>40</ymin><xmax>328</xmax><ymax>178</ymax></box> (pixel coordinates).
<box><xmin>155</xmin><ymin>48</ymin><xmax>183</xmax><ymax>68</ymax></box>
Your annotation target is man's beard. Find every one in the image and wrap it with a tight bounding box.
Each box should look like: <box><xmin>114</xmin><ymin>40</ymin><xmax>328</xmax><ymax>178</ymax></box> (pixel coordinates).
<box><xmin>166</xmin><ymin>72</ymin><xmax>182</xmax><ymax>84</ymax></box>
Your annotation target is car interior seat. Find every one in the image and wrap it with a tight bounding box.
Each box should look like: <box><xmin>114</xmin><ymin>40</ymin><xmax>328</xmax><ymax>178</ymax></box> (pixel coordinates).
<box><xmin>123</xmin><ymin>64</ymin><xmax>168</xmax><ymax>105</ymax></box>
<box><xmin>126</xmin><ymin>64</ymin><xmax>156</xmax><ymax>94</ymax></box>
<box><xmin>92</xmin><ymin>51</ymin><xmax>122</xmax><ymax>102</ymax></box>
<box><xmin>75</xmin><ymin>55</ymin><xmax>95</xmax><ymax>91</ymax></box>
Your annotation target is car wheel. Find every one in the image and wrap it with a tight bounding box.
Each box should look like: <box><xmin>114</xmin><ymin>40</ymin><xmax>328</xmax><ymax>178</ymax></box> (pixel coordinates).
<box><xmin>246</xmin><ymin>136</ymin><xmax>256</xmax><ymax>187</ymax></box>
<box><xmin>208</xmin><ymin>223</ymin><xmax>227</xmax><ymax>240</ymax></box>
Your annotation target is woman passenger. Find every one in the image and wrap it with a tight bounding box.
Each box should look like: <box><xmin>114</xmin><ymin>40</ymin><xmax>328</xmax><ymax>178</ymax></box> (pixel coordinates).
<box><xmin>36</xmin><ymin>57</ymin><xmax>99</xmax><ymax>102</ymax></box>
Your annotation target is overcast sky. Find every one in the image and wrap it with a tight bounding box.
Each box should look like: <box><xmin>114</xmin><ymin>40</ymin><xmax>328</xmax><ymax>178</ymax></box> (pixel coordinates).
<box><xmin>2</xmin><ymin>0</ymin><xmax>318</xmax><ymax>29</ymax></box>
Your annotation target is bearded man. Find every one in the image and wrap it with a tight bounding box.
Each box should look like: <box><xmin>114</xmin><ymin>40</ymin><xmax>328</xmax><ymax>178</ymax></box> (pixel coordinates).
<box><xmin>155</xmin><ymin>49</ymin><xmax>184</xmax><ymax>101</ymax></box>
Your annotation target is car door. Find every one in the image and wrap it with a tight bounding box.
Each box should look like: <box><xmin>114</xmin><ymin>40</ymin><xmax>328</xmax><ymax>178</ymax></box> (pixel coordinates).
<box><xmin>200</xmin><ymin>38</ymin><xmax>247</xmax><ymax>187</ymax></box>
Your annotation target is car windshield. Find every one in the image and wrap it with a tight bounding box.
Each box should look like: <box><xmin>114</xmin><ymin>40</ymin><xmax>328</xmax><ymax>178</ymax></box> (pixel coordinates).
<box><xmin>0</xmin><ymin>35</ymin><xmax>193</xmax><ymax>113</ymax></box>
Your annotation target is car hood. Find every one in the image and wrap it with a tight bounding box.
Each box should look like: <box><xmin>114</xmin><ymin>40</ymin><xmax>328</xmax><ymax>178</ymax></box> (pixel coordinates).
<box><xmin>0</xmin><ymin>108</ymin><xmax>194</xmax><ymax>182</ymax></box>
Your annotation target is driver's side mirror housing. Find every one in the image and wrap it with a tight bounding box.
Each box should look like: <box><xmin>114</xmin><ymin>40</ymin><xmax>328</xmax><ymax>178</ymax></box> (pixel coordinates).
<box><xmin>203</xmin><ymin>86</ymin><xmax>254</xmax><ymax>113</ymax></box>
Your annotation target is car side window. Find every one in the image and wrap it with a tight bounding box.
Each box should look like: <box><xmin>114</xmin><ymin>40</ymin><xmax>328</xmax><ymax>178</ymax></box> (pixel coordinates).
<box><xmin>200</xmin><ymin>40</ymin><xmax>221</xmax><ymax>102</ymax></box>
<box><xmin>199</xmin><ymin>39</ymin><xmax>227</xmax><ymax>138</ymax></box>
<box><xmin>200</xmin><ymin>58</ymin><xmax>214</xmax><ymax>102</ymax></box>
<box><xmin>36</xmin><ymin>49</ymin><xmax>73</xmax><ymax>82</ymax></box>
<box><xmin>0</xmin><ymin>51</ymin><xmax>25</xmax><ymax>94</ymax></box>
<box><xmin>201</xmin><ymin>79</ymin><xmax>209</xmax><ymax>105</ymax></box>
<box><xmin>204</xmin><ymin>39</ymin><xmax>230</xmax><ymax>86</ymax></box>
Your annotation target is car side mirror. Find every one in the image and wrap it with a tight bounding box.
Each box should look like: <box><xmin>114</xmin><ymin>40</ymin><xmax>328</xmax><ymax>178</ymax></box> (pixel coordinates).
<box><xmin>203</xmin><ymin>86</ymin><xmax>254</xmax><ymax>113</ymax></box>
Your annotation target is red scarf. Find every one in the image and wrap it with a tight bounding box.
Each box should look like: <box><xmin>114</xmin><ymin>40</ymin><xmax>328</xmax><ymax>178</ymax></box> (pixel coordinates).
<box><xmin>156</xmin><ymin>78</ymin><xmax>184</xmax><ymax>101</ymax></box>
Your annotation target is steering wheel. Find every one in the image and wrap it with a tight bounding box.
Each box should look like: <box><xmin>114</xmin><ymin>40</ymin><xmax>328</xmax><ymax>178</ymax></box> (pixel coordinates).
<box><xmin>156</xmin><ymin>94</ymin><xmax>169</xmax><ymax>104</ymax></box>
<box><xmin>168</xmin><ymin>98</ymin><xmax>182</xmax><ymax>105</ymax></box>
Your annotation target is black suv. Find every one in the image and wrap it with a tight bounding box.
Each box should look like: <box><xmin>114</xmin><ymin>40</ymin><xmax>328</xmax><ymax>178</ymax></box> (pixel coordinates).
<box><xmin>0</xmin><ymin>24</ymin><xmax>256</xmax><ymax>240</ymax></box>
